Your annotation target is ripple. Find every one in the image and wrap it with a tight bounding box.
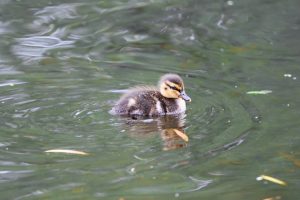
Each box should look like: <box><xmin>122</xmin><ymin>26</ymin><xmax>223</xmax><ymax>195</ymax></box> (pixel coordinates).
<box><xmin>0</xmin><ymin>80</ymin><xmax>26</xmax><ymax>87</ymax></box>
<box><xmin>0</xmin><ymin>21</ymin><xmax>12</xmax><ymax>35</ymax></box>
<box><xmin>26</xmin><ymin>3</ymin><xmax>82</xmax><ymax>37</ymax></box>
<box><xmin>186</xmin><ymin>176</ymin><xmax>213</xmax><ymax>192</ymax></box>
<box><xmin>12</xmin><ymin>36</ymin><xmax>74</xmax><ymax>63</ymax></box>
<box><xmin>0</xmin><ymin>93</ymin><xmax>29</xmax><ymax>103</ymax></box>
<box><xmin>0</xmin><ymin>170</ymin><xmax>33</xmax><ymax>183</ymax></box>
<box><xmin>123</xmin><ymin>34</ymin><xmax>148</xmax><ymax>42</ymax></box>
<box><xmin>0</xmin><ymin>160</ymin><xmax>31</xmax><ymax>167</ymax></box>
<box><xmin>14</xmin><ymin>182</ymin><xmax>85</xmax><ymax>200</ymax></box>
<box><xmin>14</xmin><ymin>190</ymin><xmax>45</xmax><ymax>200</ymax></box>
<box><xmin>13</xmin><ymin>99</ymin><xmax>37</xmax><ymax>106</ymax></box>
<box><xmin>94</xmin><ymin>1</ymin><xmax>150</xmax><ymax>14</ymax></box>
<box><xmin>33</xmin><ymin>3</ymin><xmax>81</xmax><ymax>22</ymax></box>
<box><xmin>0</xmin><ymin>142</ymin><xmax>10</xmax><ymax>148</ymax></box>
<box><xmin>0</xmin><ymin>65</ymin><xmax>23</xmax><ymax>75</ymax></box>
<box><xmin>126</xmin><ymin>175</ymin><xmax>212</xmax><ymax>195</ymax></box>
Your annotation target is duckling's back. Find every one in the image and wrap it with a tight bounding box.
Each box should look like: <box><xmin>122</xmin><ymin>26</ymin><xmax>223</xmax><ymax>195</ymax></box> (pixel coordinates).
<box><xmin>111</xmin><ymin>87</ymin><xmax>163</xmax><ymax>116</ymax></box>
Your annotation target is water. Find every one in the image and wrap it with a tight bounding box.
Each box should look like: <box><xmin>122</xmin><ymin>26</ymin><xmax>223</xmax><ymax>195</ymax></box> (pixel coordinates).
<box><xmin>0</xmin><ymin>0</ymin><xmax>299</xmax><ymax>199</ymax></box>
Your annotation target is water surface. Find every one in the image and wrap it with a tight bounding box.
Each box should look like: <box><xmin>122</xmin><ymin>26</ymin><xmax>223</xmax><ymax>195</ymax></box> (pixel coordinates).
<box><xmin>0</xmin><ymin>0</ymin><xmax>299</xmax><ymax>199</ymax></box>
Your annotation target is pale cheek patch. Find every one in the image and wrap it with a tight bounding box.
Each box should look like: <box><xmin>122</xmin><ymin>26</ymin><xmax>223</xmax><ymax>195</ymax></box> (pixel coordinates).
<box><xmin>127</xmin><ymin>98</ymin><xmax>136</xmax><ymax>107</ymax></box>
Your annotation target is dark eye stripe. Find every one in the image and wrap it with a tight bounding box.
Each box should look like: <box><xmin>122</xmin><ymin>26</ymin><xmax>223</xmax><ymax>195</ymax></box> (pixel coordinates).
<box><xmin>166</xmin><ymin>83</ymin><xmax>181</xmax><ymax>92</ymax></box>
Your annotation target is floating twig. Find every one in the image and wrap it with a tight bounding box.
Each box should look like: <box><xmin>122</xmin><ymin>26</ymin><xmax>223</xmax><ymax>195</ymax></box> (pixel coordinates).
<box><xmin>246</xmin><ymin>90</ymin><xmax>272</xmax><ymax>95</ymax></box>
<box><xmin>45</xmin><ymin>149</ymin><xmax>89</xmax><ymax>155</ymax></box>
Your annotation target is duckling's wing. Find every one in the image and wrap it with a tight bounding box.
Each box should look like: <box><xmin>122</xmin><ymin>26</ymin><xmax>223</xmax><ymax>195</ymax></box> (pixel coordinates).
<box><xmin>113</xmin><ymin>87</ymin><xmax>160</xmax><ymax>116</ymax></box>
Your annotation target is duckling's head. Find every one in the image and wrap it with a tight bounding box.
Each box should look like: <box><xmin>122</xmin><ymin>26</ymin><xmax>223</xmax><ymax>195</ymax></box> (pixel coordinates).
<box><xmin>159</xmin><ymin>74</ymin><xmax>191</xmax><ymax>102</ymax></box>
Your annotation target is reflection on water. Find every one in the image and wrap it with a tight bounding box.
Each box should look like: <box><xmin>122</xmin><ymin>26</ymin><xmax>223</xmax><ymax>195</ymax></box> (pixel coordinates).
<box><xmin>116</xmin><ymin>114</ymin><xmax>189</xmax><ymax>151</ymax></box>
<box><xmin>12</xmin><ymin>36</ymin><xmax>74</xmax><ymax>63</ymax></box>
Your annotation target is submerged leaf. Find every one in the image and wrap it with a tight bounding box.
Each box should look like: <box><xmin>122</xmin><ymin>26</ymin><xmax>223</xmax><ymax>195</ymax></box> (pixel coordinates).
<box><xmin>45</xmin><ymin>149</ymin><xmax>89</xmax><ymax>155</ymax></box>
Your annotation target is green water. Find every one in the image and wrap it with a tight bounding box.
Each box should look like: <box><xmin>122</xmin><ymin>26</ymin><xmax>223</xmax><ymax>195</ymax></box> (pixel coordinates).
<box><xmin>0</xmin><ymin>0</ymin><xmax>299</xmax><ymax>199</ymax></box>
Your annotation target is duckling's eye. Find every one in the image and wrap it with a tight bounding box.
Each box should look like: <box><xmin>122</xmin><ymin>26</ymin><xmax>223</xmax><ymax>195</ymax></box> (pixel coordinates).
<box><xmin>166</xmin><ymin>83</ymin><xmax>181</xmax><ymax>92</ymax></box>
<box><xmin>169</xmin><ymin>86</ymin><xmax>177</xmax><ymax>90</ymax></box>
<box><xmin>164</xmin><ymin>87</ymin><xmax>168</xmax><ymax>90</ymax></box>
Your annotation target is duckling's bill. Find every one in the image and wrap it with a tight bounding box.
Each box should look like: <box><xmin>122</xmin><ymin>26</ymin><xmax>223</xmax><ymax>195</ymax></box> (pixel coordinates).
<box><xmin>180</xmin><ymin>90</ymin><xmax>191</xmax><ymax>102</ymax></box>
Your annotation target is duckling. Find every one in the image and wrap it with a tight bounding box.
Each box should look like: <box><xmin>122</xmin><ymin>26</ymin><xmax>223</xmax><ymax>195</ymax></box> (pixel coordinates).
<box><xmin>110</xmin><ymin>74</ymin><xmax>191</xmax><ymax>116</ymax></box>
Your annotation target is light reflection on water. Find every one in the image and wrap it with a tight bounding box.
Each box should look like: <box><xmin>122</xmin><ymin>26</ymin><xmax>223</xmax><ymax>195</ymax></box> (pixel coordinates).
<box><xmin>0</xmin><ymin>0</ymin><xmax>299</xmax><ymax>199</ymax></box>
<box><xmin>12</xmin><ymin>36</ymin><xmax>74</xmax><ymax>63</ymax></box>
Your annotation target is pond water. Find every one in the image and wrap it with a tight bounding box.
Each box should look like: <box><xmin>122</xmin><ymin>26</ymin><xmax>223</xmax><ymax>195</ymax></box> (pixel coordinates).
<box><xmin>0</xmin><ymin>0</ymin><xmax>300</xmax><ymax>199</ymax></box>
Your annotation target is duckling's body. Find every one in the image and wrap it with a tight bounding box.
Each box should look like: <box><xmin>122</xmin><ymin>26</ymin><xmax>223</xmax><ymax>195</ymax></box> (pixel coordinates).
<box><xmin>111</xmin><ymin>87</ymin><xmax>186</xmax><ymax>116</ymax></box>
<box><xmin>111</xmin><ymin>74</ymin><xmax>191</xmax><ymax>116</ymax></box>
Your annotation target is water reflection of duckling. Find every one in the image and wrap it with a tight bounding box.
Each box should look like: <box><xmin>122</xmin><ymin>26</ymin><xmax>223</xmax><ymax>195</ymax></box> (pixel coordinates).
<box><xmin>117</xmin><ymin>114</ymin><xmax>189</xmax><ymax>151</ymax></box>
<box><xmin>161</xmin><ymin>128</ymin><xmax>188</xmax><ymax>151</ymax></box>
<box><xmin>110</xmin><ymin>74</ymin><xmax>191</xmax><ymax>116</ymax></box>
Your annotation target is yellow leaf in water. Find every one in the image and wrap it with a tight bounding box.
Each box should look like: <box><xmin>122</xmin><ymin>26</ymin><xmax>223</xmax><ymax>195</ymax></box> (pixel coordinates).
<box><xmin>256</xmin><ymin>175</ymin><xmax>287</xmax><ymax>186</ymax></box>
<box><xmin>173</xmin><ymin>129</ymin><xmax>189</xmax><ymax>142</ymax></box>
<box><xmin>45</xmin><ymin>149</ymin><xmax>89</xmax><ymax>155</ymax></box>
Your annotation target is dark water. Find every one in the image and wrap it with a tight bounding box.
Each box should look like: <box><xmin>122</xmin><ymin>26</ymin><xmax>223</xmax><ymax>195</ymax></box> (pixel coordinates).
<box><xmin>1</xmin><ymin>0</ymin><xmax>300</xmax><ymax>199</ymax></box>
